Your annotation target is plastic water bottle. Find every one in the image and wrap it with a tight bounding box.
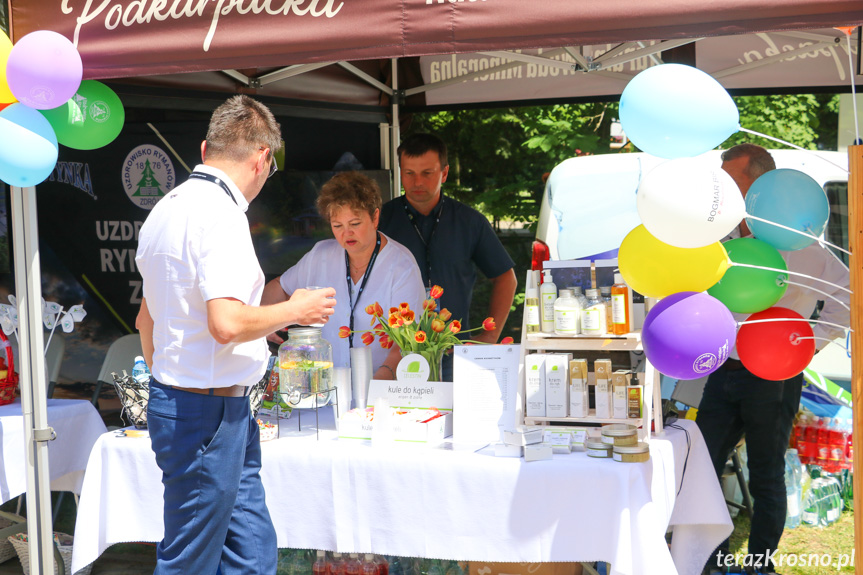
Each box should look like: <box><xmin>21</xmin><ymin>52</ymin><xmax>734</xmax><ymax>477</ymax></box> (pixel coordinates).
<box><xmin>132</xmin><ymin>355</ymin><xmax>150</xmax><ymax>384</ymax></box>
<box><xmin>817</xmin><ymin>417</ymin><xmax>832</xmax><ymax>470</ymax></box>
<box><xmin>313</xmin><ymin>551</ymin><xmax>328</xmax><ymax>575</ymax></box>
<box><xmin>800</xmin><ymin>466</ymin><xmax>820</xmax><ymax>527</ymax></box>
<box><xmin>784</xmin><ymin>449</ymin><xmax>802</xmax><ymax>528</ymax></box>
<box><xmin>804</xmin><ymin>416</ymin><xmax>820</xmax><ymax>465</ymax></box>
<box><xmin>821</xmin><ymin>473</ymin><xmax>844</xmax><ymax>525</ymax></box>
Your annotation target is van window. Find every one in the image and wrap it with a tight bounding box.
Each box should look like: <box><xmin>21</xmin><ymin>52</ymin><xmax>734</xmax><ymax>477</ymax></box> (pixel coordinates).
<box><xmin>824</xmin><ymin>180</ymin><xmax>848</xmax><ymax>266</ymax></box>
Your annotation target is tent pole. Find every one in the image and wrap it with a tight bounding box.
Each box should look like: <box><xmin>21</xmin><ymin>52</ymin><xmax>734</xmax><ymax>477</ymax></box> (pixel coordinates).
<box><xmin>10</xmin><ymin>185</ymin><xmax>54</xmax><ymax>575</ymax></box>
<box><xmin>391</xmin><ymin>58</ymin><xmax>401</xmax><ymax>199</ymax></box>
<box><xmin>848</xmin><ymin>144</ymin><xmax>862</xmax><ymax>575</ymax></box>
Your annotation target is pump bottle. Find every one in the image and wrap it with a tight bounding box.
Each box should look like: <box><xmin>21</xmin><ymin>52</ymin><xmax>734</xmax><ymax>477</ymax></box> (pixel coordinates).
<box><xmin>540</xmin><ymin>269</ymin><xmax>557</xmax><ymax>333</ymax></box>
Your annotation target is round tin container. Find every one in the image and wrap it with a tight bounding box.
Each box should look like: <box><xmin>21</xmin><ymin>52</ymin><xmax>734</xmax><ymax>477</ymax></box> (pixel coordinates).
<box><xmin>601</xmin><ymin>423</ymin><xmax>638</xmax><ymax>446</ymax></box>
<box><xmin>613</xmin><ymin>442</ymin><xmax>650</xmax><ymax>463</ymax></box>
<box><xmin>585</xmin><ymin>439</ymin><xmax>613</xmax><ymax>458</ymax></box>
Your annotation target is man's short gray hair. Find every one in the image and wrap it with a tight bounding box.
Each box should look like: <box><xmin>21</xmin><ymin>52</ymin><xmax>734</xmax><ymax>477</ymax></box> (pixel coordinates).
<box><xmin>204</xmin><ymin>95</ymin><xmax>282</xmax><ymax>163</ymax></box>
<box><xmin>721</xmin><ymin>143</ymin><xmax>776</xmax><ymax>179</ymax></box>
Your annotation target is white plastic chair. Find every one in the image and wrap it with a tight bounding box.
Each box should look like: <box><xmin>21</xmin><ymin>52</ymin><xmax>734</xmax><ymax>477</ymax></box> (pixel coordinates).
<box><xmin>93</xmin><ymin>334</ymin><xmax>143</xmax><ymax>406</ymax></box>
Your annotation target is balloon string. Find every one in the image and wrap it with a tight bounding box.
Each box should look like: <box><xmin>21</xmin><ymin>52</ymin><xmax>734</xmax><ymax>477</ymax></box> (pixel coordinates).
<box><xmin>743</xmin><ymin>214</ymin><xmax>852</xmax><ymax>255</ymax></box>
<box><xmin>847</xmin><ymin>33</ymin><xmax>860</xmax><ymax>145</ymax></box>
<box><xmin>794</xmin><ymin>336</ymin><xmax>847</xmax><ymax>347</ymax></box>
<box><xmin>730</xmin><ymin>262</ymin><xmax>852</xmax><ymax>293</ymax></box>
<box><xmin>738</xmin><ymin>127</ymin><xmax>850</xmax><ymax>174</ymax></box>
<box><xmin>737</xmin><ymin>318</ymin><xmax>852</xmax><ymax>332</ymax></box>
<box><xmin>779</xmin><ymin>280</ymin><xmax>851</xmax><ymax>310</ymax></box>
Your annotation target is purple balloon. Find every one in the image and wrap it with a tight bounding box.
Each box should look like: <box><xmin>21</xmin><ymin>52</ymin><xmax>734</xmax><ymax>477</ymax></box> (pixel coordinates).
<box><xmin>642</xmin><ymin>292</ymin><xmax>737</xmax><ymax>380</ymax></box>
<box><xmin>6</xmin><ymin>31</ymin><xmax>82</xmax><ymax>110</ymax></box>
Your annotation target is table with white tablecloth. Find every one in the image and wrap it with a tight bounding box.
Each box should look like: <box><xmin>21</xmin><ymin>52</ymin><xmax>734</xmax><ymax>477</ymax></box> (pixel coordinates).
<box><xmin>71</xmin><ymin>414</ymin><xmax>731</xmax><ymax>575</ymax></box>
<box><xmin>0</xmin><ymin>398</ymin><xmax>107</xmax><ymax>503</ymax></box>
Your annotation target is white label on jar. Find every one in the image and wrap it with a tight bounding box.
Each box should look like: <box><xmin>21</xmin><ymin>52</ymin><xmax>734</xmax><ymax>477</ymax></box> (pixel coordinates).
<box><xmin>583</xmin><ymin>308</ymin><xmax>601</xmax><ymax>331</ymax></box>
<box><xmin>542</xmin><ymin>294</ymin><xmax>555</xmax><ymax>321</ymax></box>
<box><xmin>787</xmin><ymin>494</ymin><xmax>799</xmax><ymax>516</ymax></box>
<box><xmin>554</xmin><ymin>309</ymin><xmax>578</xmax><ymax>332</ymax></box>
<box><xmin>612</xmin><ymin>452</ymin><xmax>622</xmax><ymax>462</ymax></box>
<box><xmin>587</xmin><ymin>448</ymin><xmax>611</xmax><ymax>458</ymax></box>
<box><xmin>601</xmin><ymin>435</ymin><xmax>614</xmax><ymax>445</ymax></box>
<box><xmin>612</xmin><ymin>294</ymin><xmax>626</xmax><ymax>324</ymax></box>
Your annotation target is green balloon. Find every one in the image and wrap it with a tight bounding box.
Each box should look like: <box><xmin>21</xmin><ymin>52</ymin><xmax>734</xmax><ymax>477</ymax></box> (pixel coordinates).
<box><xmin>707</xmin><ymin>237</ymin><xmax>788</xmax><ymax>313</ymax></box>
<box><xmin>39</xmin><ymin>80</ymin><xmax>124</xmax><ymax>150</ymax></box>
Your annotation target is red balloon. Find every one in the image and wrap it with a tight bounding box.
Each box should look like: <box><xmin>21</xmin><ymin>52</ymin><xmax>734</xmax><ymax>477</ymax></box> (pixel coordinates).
<box><xmin>737</xmin><ymin>307</ymin><xmax>815</xmax><ymax>381</ymax></box>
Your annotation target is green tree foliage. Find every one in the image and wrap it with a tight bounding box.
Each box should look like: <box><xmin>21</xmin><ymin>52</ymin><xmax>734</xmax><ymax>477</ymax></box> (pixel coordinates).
<box><xmin>0</xmin><ymin>2</ymin><xmax>6</xmax><ymax>36</ymax></box>
<box><xmin>409</xmin><ymin>102</ymin><xmax>621</xmax><ymax>229</ymax></box>
<box><xmin>725</xmin><ymin>94</ymin><xmax>840</xmax><ymax>151</ymax></box>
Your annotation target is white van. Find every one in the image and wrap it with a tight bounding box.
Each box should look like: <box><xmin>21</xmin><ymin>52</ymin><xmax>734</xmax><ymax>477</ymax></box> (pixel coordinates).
<box><xmin>532</xmin><ymin>149</ymin><xmax>849</xmax><ymax>266</ymax></box>
<box><xmin>532</xmin><ymin>149</ymin><xmax>851</xmax><ymax>384</ymax></box>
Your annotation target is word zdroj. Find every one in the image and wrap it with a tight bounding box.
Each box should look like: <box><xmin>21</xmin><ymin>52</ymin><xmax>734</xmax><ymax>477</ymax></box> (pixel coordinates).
<box><xmin>718</xmin><ymin>550</ymin><xmax>855</xmax><ymax>571</ymax></box>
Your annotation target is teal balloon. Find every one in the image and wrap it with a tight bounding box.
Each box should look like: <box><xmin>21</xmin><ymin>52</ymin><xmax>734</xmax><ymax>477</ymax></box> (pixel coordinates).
<box><xmin>619</xmin><ymin>64</ymin><xmax>739</xmax><ymax>159</ymax></box>
<box><xmin>745</xmin><ymin>169</ymin><xmax>829</xmax><ymax>251</ymax></box>
<box><xmin>0</xmin><ymin>103</ymin><xmax>58</xmax><ymax>187</ymax></box>
<box><xmin>707</xmin><ymin>237</ymin><xmax>788</xmax><ymax>314</ymax></box>
<box><xmin>40</xmin><ymin>80</ymin><xmax>124</xmax><ymax>150</ymax></box>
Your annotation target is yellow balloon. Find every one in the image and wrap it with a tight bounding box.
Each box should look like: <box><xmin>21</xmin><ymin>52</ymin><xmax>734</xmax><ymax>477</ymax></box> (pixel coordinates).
<box><xmin>618</xmin><ymin>225</ymin><xmax>730</xmax><ymax>298</ymax></box>
<box><xmin>0</xmin><ymin>30</ymin><xmax>14</xmax><ymax>104</ymax></box>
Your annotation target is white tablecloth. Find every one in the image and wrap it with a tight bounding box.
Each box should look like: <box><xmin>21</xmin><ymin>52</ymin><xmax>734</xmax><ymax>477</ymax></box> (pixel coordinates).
<box><xmin>72</xmin><ymin>414</ymin><xmax>731</xmax><ymax>575</ymax></box>
<box><xmin>0</xmin><ymin>398</ymin><xmax>107</xmax><ymax>503</ymax></box>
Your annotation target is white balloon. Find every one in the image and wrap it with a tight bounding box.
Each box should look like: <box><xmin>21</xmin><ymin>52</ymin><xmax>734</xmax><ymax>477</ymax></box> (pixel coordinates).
<box><xmin>637</xmin><ymin>158</ymin><xmax>745</xmax><ymax>248</ymax></box>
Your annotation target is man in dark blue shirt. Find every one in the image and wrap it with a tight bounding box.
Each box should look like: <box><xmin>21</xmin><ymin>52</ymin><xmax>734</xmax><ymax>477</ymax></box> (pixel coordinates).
<box><xmin>379</xmin><ymin>133</ymin><xmax>517</xmax><ymax>354</ymax></box>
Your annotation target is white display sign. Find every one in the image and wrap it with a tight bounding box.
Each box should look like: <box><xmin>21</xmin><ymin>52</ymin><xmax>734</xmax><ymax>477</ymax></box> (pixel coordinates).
<box><xmin>452</xmin><ymin>344</ymin><xmax>520</xmax><ymax>444</ymax></box>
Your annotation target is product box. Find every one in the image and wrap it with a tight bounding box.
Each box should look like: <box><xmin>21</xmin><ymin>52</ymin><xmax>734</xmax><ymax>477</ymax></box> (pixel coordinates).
<box><xmin>569</xmin><ymin>359</ymin><xmax>589</xmax><ymax>418</ymax></box>
<box><xmin>612</xmin><ymin>370</ymin><xmax>631</xmax><ymax>419</ymax></box>
<box><xmin>524</xmin><ymin>443</ymin><xmax>554</xmax><ymax>462</ymax></box>
<box><xmin>494</xmin><ymin>443</ymin><xmax>524</xmax><ymax>458</ymax></box>
<box><xmin>338</xmin><ymin>381</ymin><xmax>453</xmax><ymax>444</ymax></box>
<box><xmin>525</xmin><ymin>354</ymin><xmax>548</xmax><ymax>417</ymax></box>
<box><xmin>544</xmin><ymin>353</ymin><xmax>571</xmax><ymax>418</ymax></box>
<box><xmin>628</xmin><ymin>385</ymin><xmax>643</xmax><ymax>419</ymax></box>
<box><xmin>503</xmin><ymin>427</ymin><xmax>544</xmax><ymax>446</ymax></box>
<box><xmin>543</xmin><ymin>429</ymin><xmax>573</xmax><ymax>454</ymax></box>
<box><xmin>594</xmin><ymin>359</ymin><xmax>613</xmax><ymax>419</ymax></box>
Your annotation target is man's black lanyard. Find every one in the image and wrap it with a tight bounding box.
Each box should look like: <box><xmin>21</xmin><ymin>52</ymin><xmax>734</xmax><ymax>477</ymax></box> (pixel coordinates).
<box><xmin>402</xmin><ymin>195</ymin><xmax>444</xmax><ymax>290</ymax></box>
<box><xmin>187</xmin><ymin>171</ymin><xmax>238</xmax><ymax>205</ymax></box>
<box><xmin>345</xmin><ymin>232</ymin><xmax>382</xmax><ymax>347</ymax></box>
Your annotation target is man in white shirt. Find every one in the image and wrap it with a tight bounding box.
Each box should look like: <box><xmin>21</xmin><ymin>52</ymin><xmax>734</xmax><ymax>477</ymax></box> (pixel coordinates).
<box><xmin>135</xmin><ymin>95</ymin><xmax>336</xmax><ymax>575</ymax></box>
<box><xmin>697</xmin><ymin>144</ymin><xmax>850</xmax><ymax>575</ymax></box>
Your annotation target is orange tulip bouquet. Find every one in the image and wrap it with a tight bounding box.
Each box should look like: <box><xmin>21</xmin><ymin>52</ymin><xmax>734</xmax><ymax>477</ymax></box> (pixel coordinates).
<box><xmin>340</xmin><ymin>285</ymin><xmax>512</xmax><ymax>381</ymax></box>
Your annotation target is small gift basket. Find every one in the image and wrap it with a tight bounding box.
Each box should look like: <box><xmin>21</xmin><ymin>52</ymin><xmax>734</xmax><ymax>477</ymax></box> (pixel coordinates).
<box><xmin>8</xmin><ymin>531</ymin><xmax>93</xmax><ymax>575</ymax></box>
<box><xmin>0</xmin><ymin>330</ymin><xmax>17</xmax><ymax>406</ymax></box>
<box><xmin>110</xmin><ymin>371</ymin><xmax>149</xmax><ymax>429</ymax></box>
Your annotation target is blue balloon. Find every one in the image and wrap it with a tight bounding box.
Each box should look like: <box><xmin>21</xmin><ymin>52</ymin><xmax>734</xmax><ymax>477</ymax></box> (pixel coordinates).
<box><xmin>745</xmin><ymin>169</ymin><xmax>829</xmax><ymax>251</ymax></box>
<box><xmin>619</xmin><ymin>64</ymin><xmax>739</xmax><ymax>159</ymax></box>
<box><xmin>0</xmin><ymin>103</ymin><xmax>58</xmax><ymax>187</ymax></box>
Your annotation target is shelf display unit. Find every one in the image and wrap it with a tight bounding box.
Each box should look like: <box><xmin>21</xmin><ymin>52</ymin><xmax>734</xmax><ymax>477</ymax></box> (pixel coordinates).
<box><xmin>517</xmin><ymin>317</ymin><xmax>664</xmax><ymax>440</ymax></box>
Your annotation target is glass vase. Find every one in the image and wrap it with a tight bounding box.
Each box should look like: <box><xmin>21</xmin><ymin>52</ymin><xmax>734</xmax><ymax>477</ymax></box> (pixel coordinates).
<box><xmin>401</xmin><ymin>348</ymin><xmax>444</xmax><ymax>382</ymax></box>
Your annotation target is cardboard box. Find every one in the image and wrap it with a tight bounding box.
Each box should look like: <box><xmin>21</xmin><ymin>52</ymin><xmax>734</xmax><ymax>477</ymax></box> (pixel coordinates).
<box><xmin>524</xmin><ymin>443</ymin><xmax>553</xmax><ymax>462</ymax></box>
<box><xmin>544</xmin><ymin>353</ymin><xmax>571</xmax><ymax>418</ymax></box>
<box><xmin>338</xmin><ymin>381</ymin><xmax>453</xmax><ymax>444</ymax></box>
<box><xmin>543</xmin><ymin>429</ymin><xmax>573</xmax><ymax>454</ymax></box>
<box><xmin>494</xmin><ymin>443</ymin><xmax>524</xmax><ymax>457</ymax></box>
<box><xmin>503</xmin><ymin>427</ymin><xmax>544</xmax><ymax>446</ymax></box>
<box><xmin>525</xmin><ymin>354</ymin><xmax>547</xmax><ymax>417</ymax></box>
<box><xmin>569</xmin><ymin>359</ymin><xmax>589</xmax><ymax>418</ymax></box>
<box><xmin>612</xmin><ymin>370</ymin><xmax>631</xmax><ymax>419</ymax></box>
<box><xmin>594</xmin><ymin>359</ymin><xmax>613</xmax><ymax>419</ymax></box>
